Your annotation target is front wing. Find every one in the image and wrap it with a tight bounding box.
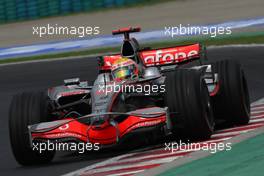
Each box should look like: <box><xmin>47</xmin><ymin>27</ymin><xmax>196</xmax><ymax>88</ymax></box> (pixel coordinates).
<box><xmin>29</xmin><ymin>107</ymin><xmax>171</xmax><ymax>146</ymax></box>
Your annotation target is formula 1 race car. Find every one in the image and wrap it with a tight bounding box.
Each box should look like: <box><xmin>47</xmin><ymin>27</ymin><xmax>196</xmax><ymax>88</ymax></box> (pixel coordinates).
<box><xmin>9</xmin><ymin>27</ymin><xmax>250</xmax><ymax>165</ymax></box>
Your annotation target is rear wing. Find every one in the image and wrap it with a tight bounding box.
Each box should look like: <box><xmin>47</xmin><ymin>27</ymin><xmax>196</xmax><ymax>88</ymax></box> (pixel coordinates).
<box><xmin>98</xmin><ymin>43</ymin><xmax>204</xmax><ymax>71</ymax></box>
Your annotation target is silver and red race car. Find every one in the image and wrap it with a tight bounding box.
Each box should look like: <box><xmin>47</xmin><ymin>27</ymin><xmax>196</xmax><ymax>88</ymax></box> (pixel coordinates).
<box><xmin>9</xmin><ymin>27</ymin><xmax>250</xmax><ymax>165</ymax></box>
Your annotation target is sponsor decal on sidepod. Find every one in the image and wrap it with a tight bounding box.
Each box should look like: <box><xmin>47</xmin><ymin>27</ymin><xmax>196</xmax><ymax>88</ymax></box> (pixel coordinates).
<box><xmin>140</xmin><ymin>44</ymin><xmax>200</xmax><ymax>66</ymax></box>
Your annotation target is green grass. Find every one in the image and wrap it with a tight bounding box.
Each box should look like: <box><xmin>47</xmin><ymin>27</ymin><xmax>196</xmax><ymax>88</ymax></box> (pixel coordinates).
<box><xmin>159</xmin><ymin>132</ymin><xmax>264</xmax><ymax>176</ymax></box>
<box><xmin>1</xmin><ymin>33</ymin><xmax>264</xmax><ymax>65</ymax></box>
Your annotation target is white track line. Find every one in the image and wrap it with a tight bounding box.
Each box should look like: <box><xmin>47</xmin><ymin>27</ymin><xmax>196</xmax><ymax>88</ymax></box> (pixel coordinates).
<box><xmin>2</xmin><ymin>44</ymin><xmax>264</xmax><ymax>67</ymax></box>
<box><xmin>81</xmin><ymin>158</ymin><xmax>177</xmax><ymax>175</ymax></box>
<box><xmin>249</xmin><ymin>118</ymin><xmax>264</xmax><ymax>123</ymax></box>
<box><xmin>212</xmin><ymin>130</ymin><xmax>252</xmax><ymax>138</ymax></box>
<box><xmin>63</xmin><ymin>153</ymin><xmax>136</xmax><ymax>176</ymax></box>
<box><xmin>251</xmin><ymin>109</ymin><xmax>264</xmax><ymax>113</ymax></box>
<box><xmin>119</xmin><ymin>137</ymin><xmax>230</xmax><ymax>162</ymax></box>
<box><xmin>108</xmin><ymin>170</ymin><xmax>145</xmax><ymax>176</ymax></box>
<box><xmin>251</xmin><ymin>107</ymin><xmax>264</xmax><ymax>111</ymax></box>
<box><xmin>251</xmin><ymin>103</ymin><xmax>264</xmax><ymax>108</ymax></box>
<box><xmin>203</xmin><ymin>137</ymin><xmax>232</xmax><ymax>143</ymax></box>
<box><xmin>113</xmin><ymin>151</ymin><xmax>186</xmax><ymax>164</ymax></box>
<box><xmin>216</xmin><ymin>123</ymin><xmax>264</xmax><ymax>133</ymax></box>
<box><xmin>251</xmin><ymin>114</ymin><xmax>264</xmax><ymax>119</ymax></box>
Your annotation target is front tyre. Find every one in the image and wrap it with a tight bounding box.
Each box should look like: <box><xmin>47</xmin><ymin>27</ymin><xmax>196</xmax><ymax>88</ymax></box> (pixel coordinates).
<box><xmin>164</xmin><ymin>69</ymin><xmax>215</xmax><ymax>140</ymax></box>
<box><xmin>211</xmin><ymin>59</ymin><xmax>250</xmax><ymax>126</ymax></box>
<box><xmin>9</xmin><ymin>92</ymin><xmax>55</xmax><ymax>166</ymax></box>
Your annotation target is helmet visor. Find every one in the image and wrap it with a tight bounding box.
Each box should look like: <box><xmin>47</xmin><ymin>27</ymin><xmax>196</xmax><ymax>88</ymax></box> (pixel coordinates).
<box><xmin>112</xmin><ymin>65</ymin><xmax>134</xmax><ymax>79</ymax></box>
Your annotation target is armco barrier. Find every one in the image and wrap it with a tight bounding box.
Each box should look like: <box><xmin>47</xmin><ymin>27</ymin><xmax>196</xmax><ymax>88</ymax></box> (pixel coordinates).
<box><xmin>0</xmin><ymin>0</ymin><xmax>143</xmax><ymax>24</ymax></box>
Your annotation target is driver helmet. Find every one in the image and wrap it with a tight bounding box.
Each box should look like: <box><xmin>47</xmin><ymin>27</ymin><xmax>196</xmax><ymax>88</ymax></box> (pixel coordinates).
<box><xmin>111</xmin><ymin>57</ymin><xmax>139</xmax><ymax>81</ymax></box>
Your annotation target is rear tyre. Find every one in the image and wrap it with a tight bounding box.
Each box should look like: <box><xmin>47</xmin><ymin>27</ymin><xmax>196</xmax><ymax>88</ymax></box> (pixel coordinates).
<box><xmin>211</xmin><ymin>59</ymin><xmax>250</xmax><ymax>126</ymax></box>
<box><xmin>164</xmin><ymin>69</ymin><xmax>215</xmax><ymax>140</ymax></box>
<box><xmin>9</xmin><ymin>92</ymin><xmax>55</xmax><ymax>166</ymax></box>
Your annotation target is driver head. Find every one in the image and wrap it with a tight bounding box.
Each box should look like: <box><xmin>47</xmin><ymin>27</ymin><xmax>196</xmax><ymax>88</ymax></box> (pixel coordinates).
<box><xmin>111</xmin><ymin>57</ymin><xmax>139</xmax><ymax>81</ymax></box>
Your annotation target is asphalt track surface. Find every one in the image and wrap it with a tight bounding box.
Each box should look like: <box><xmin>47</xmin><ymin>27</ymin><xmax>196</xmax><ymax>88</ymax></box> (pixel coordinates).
<box><xmin>0</xmin><ymin>46</ymin><xmax>264</xmax><ymax>176</ymax></box>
